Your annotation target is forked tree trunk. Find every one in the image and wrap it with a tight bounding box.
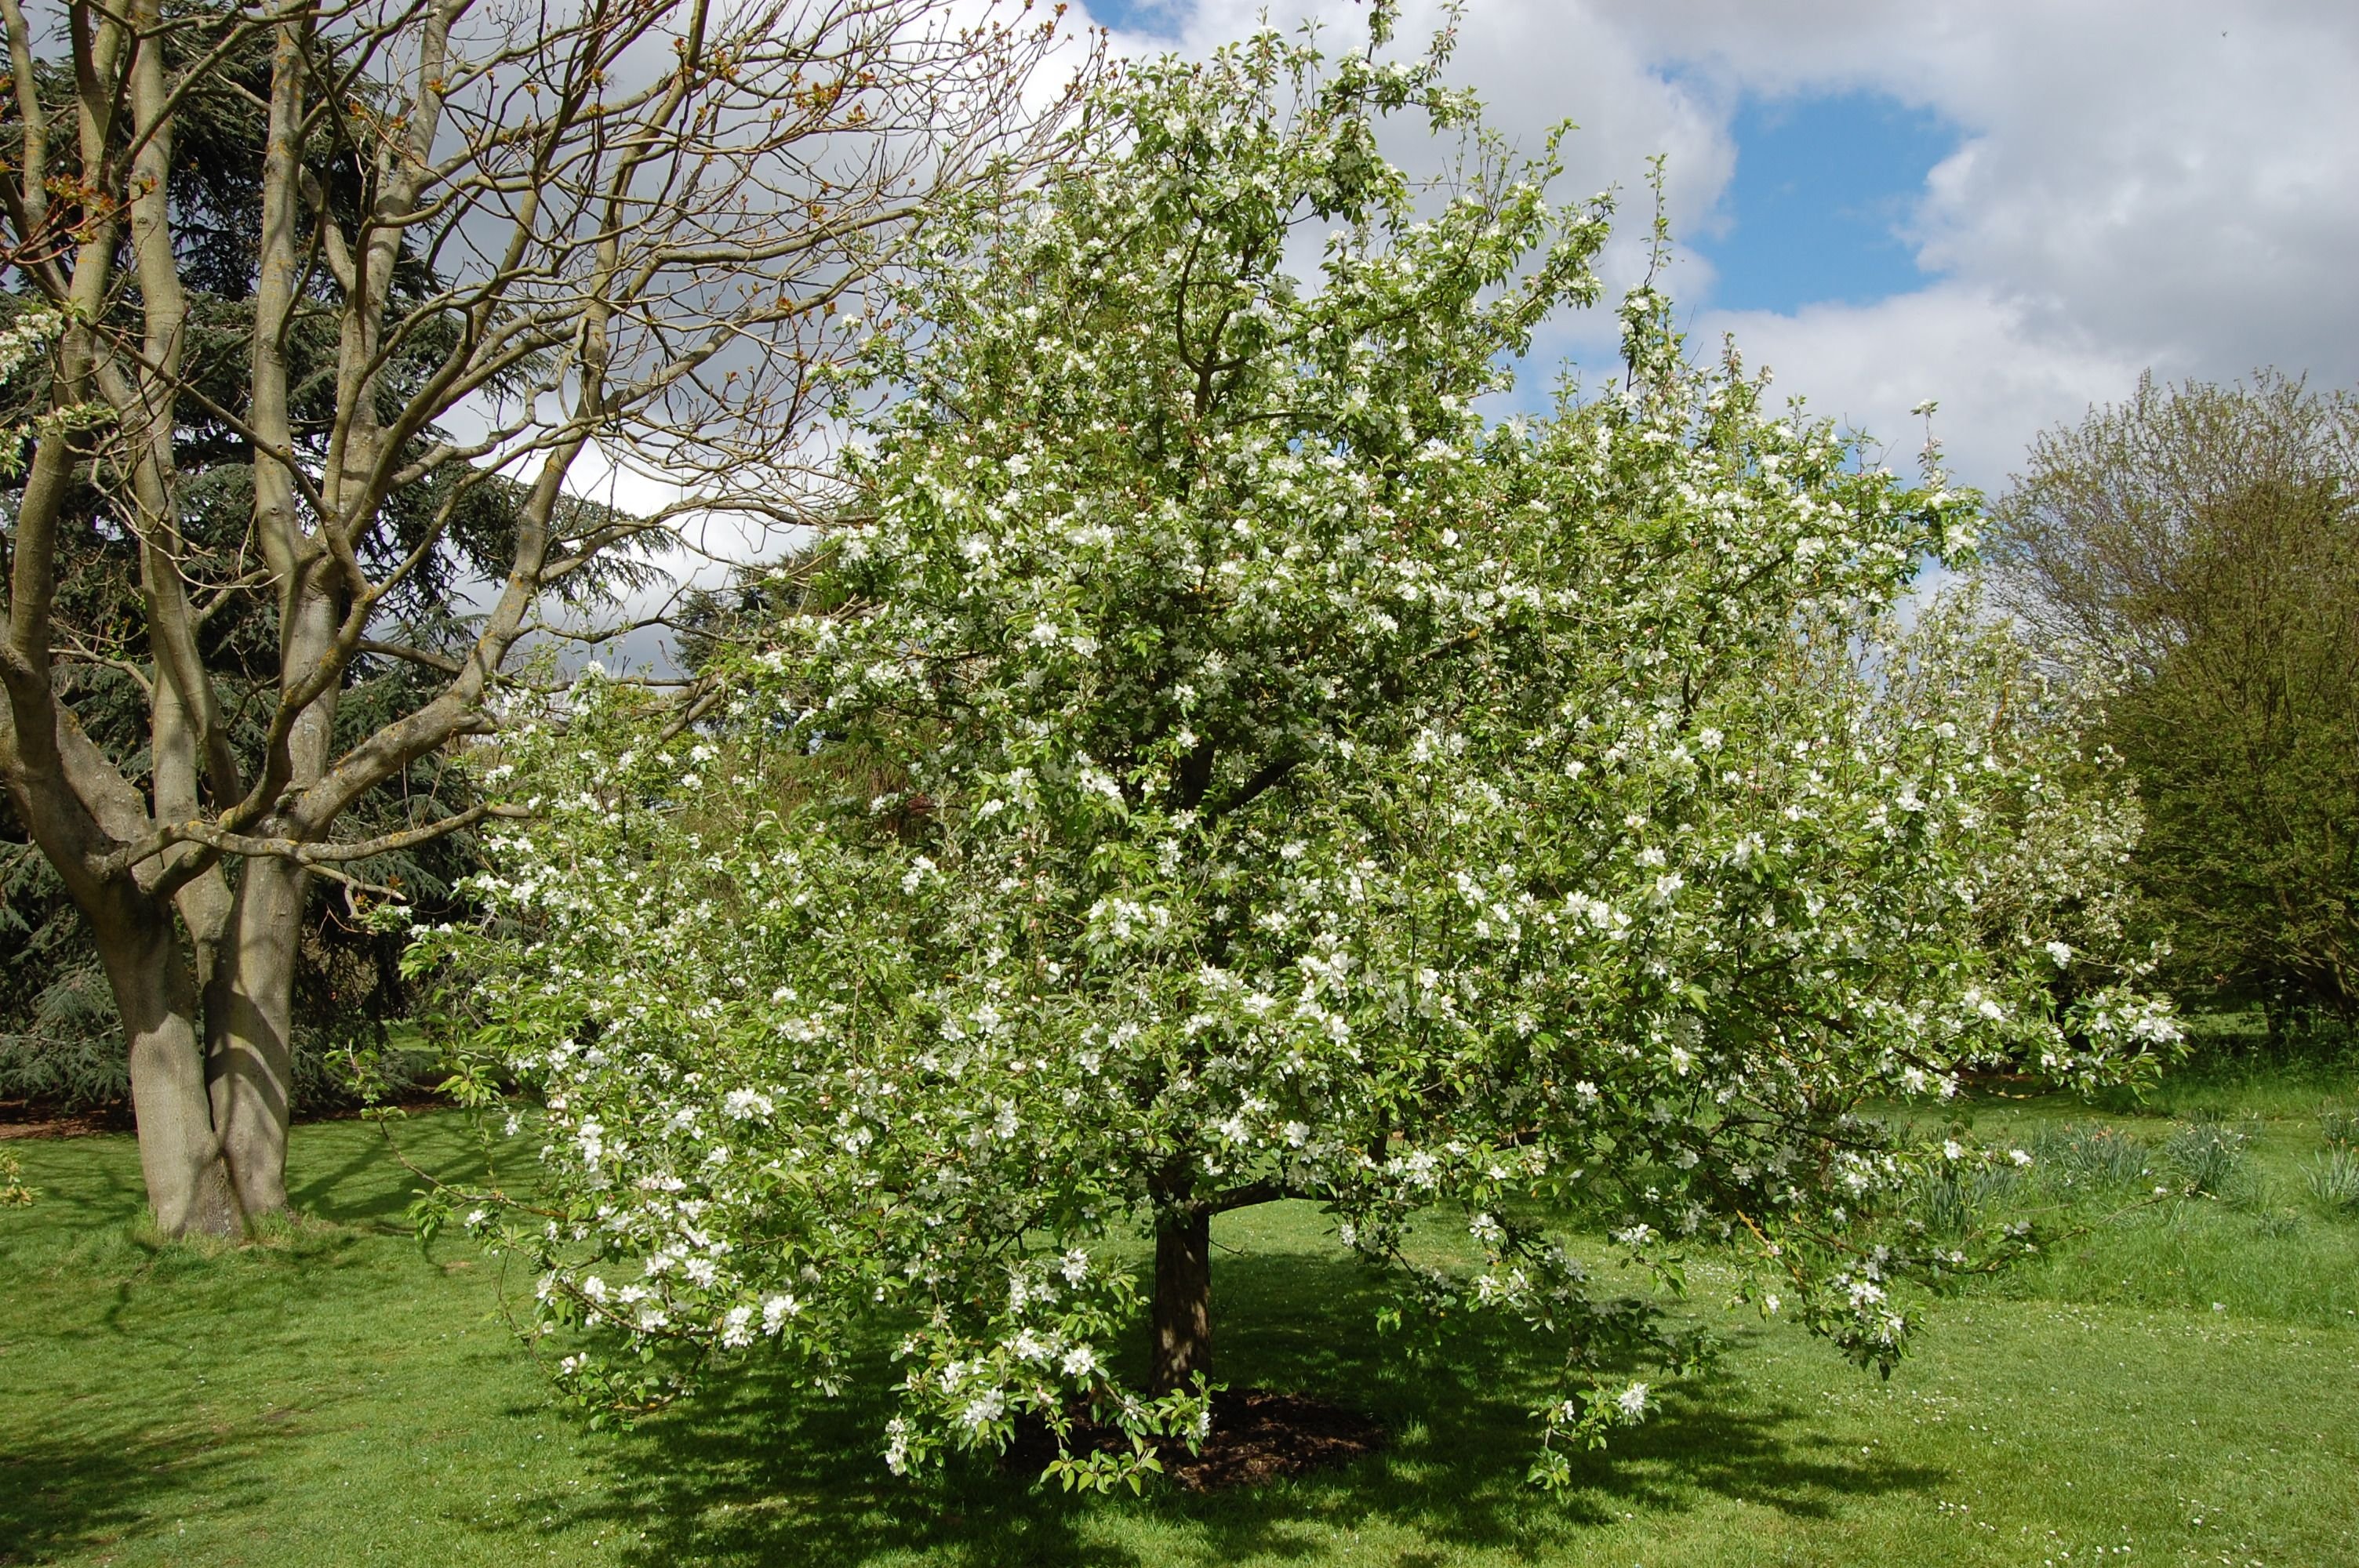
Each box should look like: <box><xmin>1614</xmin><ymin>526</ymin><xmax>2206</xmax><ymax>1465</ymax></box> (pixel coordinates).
<box><xmin>6</xmin><ymin>0</ymin><xmax>1079</xmax><ymax>1253</ymax></box>
<box><xmin>1150</xmin><ymin>1203</ymin><xmax>1213</xmax><ymax>1394</ymax></box>
<box><xmin>82</xmin><ymin>865</ymin><xmax>307</xmax><ymax>1237</ymax></box>
<box><xmin>96</xmin><ymin>907</ymin><xmax>242</xmax><ymax>1236</ymax></box>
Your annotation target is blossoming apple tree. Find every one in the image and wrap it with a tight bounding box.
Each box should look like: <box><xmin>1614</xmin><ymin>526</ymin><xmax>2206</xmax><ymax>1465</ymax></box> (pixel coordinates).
<box><xmin>411</xmin><ymin>13</ymin><xmax>2178</xmax><ymax>1489</ymax></box>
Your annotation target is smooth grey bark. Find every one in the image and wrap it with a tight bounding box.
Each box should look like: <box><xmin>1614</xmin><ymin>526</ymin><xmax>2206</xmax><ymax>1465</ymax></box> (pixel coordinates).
<box><xmin>97</xmin><ymin>904</ymin><xmax>242</xmax><ymax>1236</ymax></box>
<box><xmin>204</xmin><ymin>856</ymin><xmax>307</xmax><ymax>1217</ymax></box>
<box><xmin>202</xmin><ymin>575</ymin><xmax>342</xmax><ymax>1218</ymax></box>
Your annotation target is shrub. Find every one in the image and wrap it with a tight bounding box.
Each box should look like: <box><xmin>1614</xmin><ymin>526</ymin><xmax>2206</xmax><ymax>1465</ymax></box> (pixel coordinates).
<box><xmin>413</xmin><ymin>16</ymin><xmax>2180</xmax><ymax>1489</ymax></box>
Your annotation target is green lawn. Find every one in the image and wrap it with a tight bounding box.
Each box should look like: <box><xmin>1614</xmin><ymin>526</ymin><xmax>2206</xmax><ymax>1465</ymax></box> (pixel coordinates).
<box><xmin>4</xmin><ymin>1078</ymin><xmax>2357</xmax><ymax>1566</ymax></box>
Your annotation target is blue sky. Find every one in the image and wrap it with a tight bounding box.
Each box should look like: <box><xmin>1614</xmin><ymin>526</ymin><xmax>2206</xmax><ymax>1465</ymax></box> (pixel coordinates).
<box><xmin>1696</xmin><ymin>92</ymin><xmax>1955</xmax><ymax>316</ymax></box>
<box><xmin>1082</xmin><ymin>0</ymin><xmax>1186</xmax><ymax>35</ymax></box>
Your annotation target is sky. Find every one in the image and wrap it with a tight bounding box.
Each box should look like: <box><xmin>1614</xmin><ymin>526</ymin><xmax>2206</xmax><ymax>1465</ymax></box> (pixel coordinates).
<box><xmin>577</xmin><ymin>0</ymin><xmax>2358</xmax><ymax>669</ymax></box>
<box><xmin>1078</xmin><ymin>0</ymin><xmax>2359</xmax><ymax>495</ymax></box>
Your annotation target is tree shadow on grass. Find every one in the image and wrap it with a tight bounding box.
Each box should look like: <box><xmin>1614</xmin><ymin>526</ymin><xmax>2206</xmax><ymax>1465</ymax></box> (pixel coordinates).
<box><xmin>289</xmin><ymin>1116</ymin><xmax>510</xmax><ymax>1229</ymax></box>
<box><xmin>549</xmin><ymin>1248</ymin><xmax>1946</xmax><ymax>1568</ymax></box>
<box><xmin>0</xmin><ymin>1135</ymin><xmax>146</xmax><ymax>1257</ymax></box>
<box><xmin>287</xmin><ymin>1134</ymin><xmax>421</xmax><ymax>1228</ymax></box>
<box><xmin>0</xmin><ymin>1421</ymin><xmax>285</xmax><ymax>1565</ymax></box>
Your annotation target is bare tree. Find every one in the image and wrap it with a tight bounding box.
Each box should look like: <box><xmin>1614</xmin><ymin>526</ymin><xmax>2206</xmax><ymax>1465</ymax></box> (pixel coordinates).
<box><xmin>0</xmin><ymin>0</ymin><xmax>1087</xmax><ymax>1235</ymax></box>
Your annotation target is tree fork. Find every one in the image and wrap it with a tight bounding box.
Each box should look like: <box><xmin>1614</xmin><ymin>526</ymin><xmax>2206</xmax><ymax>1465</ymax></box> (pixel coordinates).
<box><xmin>99</xmin><ymin>907</ymin><xmax>242</xmax><ymax>1237</ymax></box>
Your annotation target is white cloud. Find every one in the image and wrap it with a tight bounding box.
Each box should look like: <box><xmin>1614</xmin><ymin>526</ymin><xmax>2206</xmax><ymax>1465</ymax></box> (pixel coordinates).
<box><xmin>1643</xmin><ymin>0</ymin><xmax>2359</xmax><ymax>482</ymax></box>
<box><xmin>1698</xmin><ymin>286</ymin><xmax>2146</xmax><ymax>490</ymax></box>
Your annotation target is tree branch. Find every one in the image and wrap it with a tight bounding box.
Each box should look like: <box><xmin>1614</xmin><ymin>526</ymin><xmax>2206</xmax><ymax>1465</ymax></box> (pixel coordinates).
<box><xmin>108</xmin><ymin>798</ymin><xmax>529</xmax><ymax>883</ymax></box>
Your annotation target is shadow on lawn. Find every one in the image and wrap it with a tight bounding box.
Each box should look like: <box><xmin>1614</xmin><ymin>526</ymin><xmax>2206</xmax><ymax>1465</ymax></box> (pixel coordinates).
<box><xmin>291</xmin><ymin>1117</ymin><xmax>512</xmax><ymax>1229</ymax></box>
<box><xmin>555</xmin><ymin>1250</ymin><xmax>1943</xmax><ymax>1568</ymax></box>
<box><xmin>0</xmin><ymin>1421</ymin><xmax>285</xmax><ymax>1565</ymax></box>
<box><xmin>289</xmin><ymin>1131</ymin><xmax>423</xmax><ymax>1227</ymax></box>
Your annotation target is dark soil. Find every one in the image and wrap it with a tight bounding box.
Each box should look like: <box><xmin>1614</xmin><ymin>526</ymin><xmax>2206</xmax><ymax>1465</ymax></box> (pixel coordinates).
<box><xmin>1004</xmin><ymin>1388</ymin><xmax>1384</xmax><ymax>1491</ymax></box>
<box><xmin>0</xmin><ymin>1099</ymin><xmax>135</xmax><ymax>1139</ymax></box>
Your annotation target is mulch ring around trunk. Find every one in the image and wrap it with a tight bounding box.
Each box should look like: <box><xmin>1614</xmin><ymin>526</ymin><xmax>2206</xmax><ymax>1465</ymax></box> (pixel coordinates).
<box><xmin>1004</xmin><ymin>1387</ymin><xmax>1385</xmax><ymax>1491</ymax></box>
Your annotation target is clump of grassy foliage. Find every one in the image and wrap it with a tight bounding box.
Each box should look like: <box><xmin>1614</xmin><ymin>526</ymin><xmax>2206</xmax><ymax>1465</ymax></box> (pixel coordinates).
<box><xmin>2321</xmin><ymin>1107</ymin><xmax>2359</xmax><ymax>1148</ymax></box>
<box><xmin>2161</xmin><ymin>1117</ymin><xmax>2250</xmax><ymax>1195</ymax></box>
<box><xmin>2023</xmin><ymin>1121</ymin><xmax>2157</xmax><ymax>1191</ymax></box>
<box><xmin>2308</xmin><ymin>1150</ymin><xmax>2359</xmax><ymax>1213</ymax></box>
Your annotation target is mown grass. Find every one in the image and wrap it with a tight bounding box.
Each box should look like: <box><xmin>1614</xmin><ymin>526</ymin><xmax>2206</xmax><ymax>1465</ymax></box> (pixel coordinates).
<box><xmin>3</xmin><ymin>1073</ymin><xmax>2357</xmax><ymax>1566</ymax></box>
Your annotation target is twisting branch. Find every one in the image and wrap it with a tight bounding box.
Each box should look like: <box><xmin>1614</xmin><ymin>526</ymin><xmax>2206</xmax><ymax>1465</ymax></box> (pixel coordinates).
<box><xmin>357</xmin><ymin>638</ymin><xmax>466</xmax><ymax>675</ymax></box>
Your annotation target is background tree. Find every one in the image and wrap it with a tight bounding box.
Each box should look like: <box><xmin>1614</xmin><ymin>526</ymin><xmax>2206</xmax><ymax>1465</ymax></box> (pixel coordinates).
<box><xmin>416</xmin><ymin>18</ymin><xmax>2175</xmax><ymax>1488</ymax></box>
<box><xmin>0</xmin><ymin>0</ymin><xmax>1082</xmax><ymax>1235</ymax></box>
<box><xmin>1986</xmin><ymin>372</ymin><xmax>2359</xmax><ymax>1034</ymax></box>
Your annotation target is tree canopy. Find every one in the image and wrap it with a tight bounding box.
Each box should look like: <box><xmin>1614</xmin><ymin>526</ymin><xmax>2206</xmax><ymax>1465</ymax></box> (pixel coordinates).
<box><xmin>416</xmin><ymin>19</ymin><xmax>2177</xmax><ymax>1489</ymax></box>
<box><xmin>1987</xmin><ymin>372</ymin><xmax>2359</xmax><ymax>1029</ymax></box>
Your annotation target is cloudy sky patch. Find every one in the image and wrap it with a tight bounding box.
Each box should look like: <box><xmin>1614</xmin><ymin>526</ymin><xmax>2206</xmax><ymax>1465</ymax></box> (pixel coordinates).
<box><xmin>583</xmin><ymin>0</ymin><xmax>2354</xmax><ymax>670</ymax></box>
<box><xmin>1085</xmin><ymin>0</ymin><xmax>2357</xmax><ymax>492</ymax></box>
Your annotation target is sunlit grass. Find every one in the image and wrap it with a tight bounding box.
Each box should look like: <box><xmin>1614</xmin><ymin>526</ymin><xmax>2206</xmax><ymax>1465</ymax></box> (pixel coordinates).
<box><xmin>1941</xmin><ymin>1071</ymin><xmax>2359</xmax><ymax>1327</ymax></box>
<box><xmin>2</xmin><ymin>1078</ymin><xmax>2356</xmax><ymax>1566</ymax></box>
